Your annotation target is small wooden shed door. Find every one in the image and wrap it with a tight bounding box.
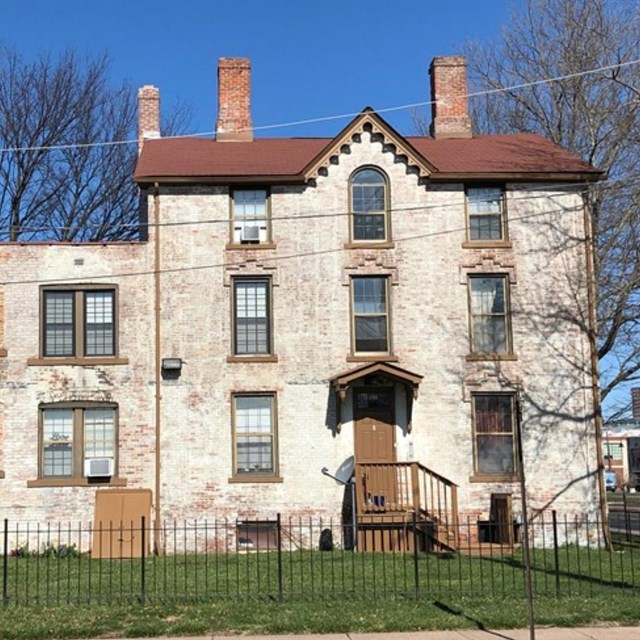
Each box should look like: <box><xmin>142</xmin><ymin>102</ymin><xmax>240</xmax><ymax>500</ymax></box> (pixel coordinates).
<box><xmin>490</xmin><ymin>493</ymin><xmax>513</xmax><ymax>545</ymax></box>
<box><xmin>92</xmin><ymin>489</ymin><xmax>152</xmax><ymax>559</ymax></box>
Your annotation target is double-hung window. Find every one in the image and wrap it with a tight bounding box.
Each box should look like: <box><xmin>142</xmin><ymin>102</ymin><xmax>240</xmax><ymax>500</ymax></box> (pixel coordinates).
<box><xmin>472</xmin><ymin>394</ymin><xmax>518</xmax><ymax>477</ymax></box>
<box><xmin>468</xmin><ymin>276</ymin><xmax>511</xmax><ymax>354</ymax></box>
<box><xmin>351</xmin><ymin>276</ymin><xmax>390</xmax><ymax>354</ymax></box>
<box><xmin>233</xmin><ymin>278</ymin><xmax>271</xmax><ymax>355</ymax></box>
<box><xmin>466</xmin><ymin>186</ymin><xmax>506</xmax><ymax>242</ymax></box>
<box><xmin>40</xmin><ymin>404</ymin><xmax>117</xmax><ymax>479</ymax></box>
<box><xmin>232</xmin><ymin>394</ymin><xmax>277</xmax><ymax>477</ymax></box>
<box><xmin>232</xmin><ymin>189</ymin><xmax>269</xmax><ymax>244</ymax></box>
<box><xmin>42</xmin><ymin>287</ymin><xmax>116</xmax><ymax>358</ymax></box>
<box><xmin>350</xmin><ymin>168</ymin><xmax>388</xmax><ymax>242</ymax></box>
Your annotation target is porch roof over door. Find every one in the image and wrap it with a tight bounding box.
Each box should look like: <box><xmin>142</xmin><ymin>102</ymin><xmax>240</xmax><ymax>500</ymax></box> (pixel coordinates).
<box><xmin>329</xmin><ymin>362</ymin><xmax>424</xmax><ymax>434</ymax></box>
<box><xmin>330</xmin><ymin>361</ymin><xmax>423</xmax><ymax>400</ymax></box>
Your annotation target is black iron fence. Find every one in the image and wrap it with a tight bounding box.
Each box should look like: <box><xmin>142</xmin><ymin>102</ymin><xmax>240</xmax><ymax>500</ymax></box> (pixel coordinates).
<box><xmin>1</xmin><ymin>512</ymin><xmax>638</xmax><ymax>606</ymax></box>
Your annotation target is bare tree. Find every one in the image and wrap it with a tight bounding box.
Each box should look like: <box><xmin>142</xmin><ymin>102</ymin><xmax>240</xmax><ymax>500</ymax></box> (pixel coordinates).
<box><xmin>0</xmin><ymin>47</ymin><xmax>190</xmax><ymax>242</ymax></box>
<box><xmin>415</xmin><ymin>0</ymin><xmax>640</xmax><ymax>413</ymax></box>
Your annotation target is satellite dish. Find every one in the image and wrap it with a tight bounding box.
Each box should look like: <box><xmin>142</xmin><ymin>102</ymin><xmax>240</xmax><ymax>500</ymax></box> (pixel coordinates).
<box><xmin>334</xmin><ymin>456</ymin><xmax>355</xmax><ymax>485</ymax></box>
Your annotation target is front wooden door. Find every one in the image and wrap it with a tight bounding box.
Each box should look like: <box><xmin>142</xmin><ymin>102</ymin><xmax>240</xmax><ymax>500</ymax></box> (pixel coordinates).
<box><xmin>354</xmin><ymin>388</ymin><xmax>397</xmax><ymax>516</ymax></box>
<box><xmin>354</xmin><ymin>388</ymin><xmax>396</xmax><ymax>463</ymax></box>
<box><xmin>354</xmin><ymin>388</ymin><xmax>395</xmax><ymax>462</ymax></box>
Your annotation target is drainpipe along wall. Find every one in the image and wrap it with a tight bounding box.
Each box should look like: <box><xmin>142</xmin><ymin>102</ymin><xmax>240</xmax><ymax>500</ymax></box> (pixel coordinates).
<box><xmin>153</xmin><ymin>183</ymin><xmax>162</xmax><ymax>553</ymax></box>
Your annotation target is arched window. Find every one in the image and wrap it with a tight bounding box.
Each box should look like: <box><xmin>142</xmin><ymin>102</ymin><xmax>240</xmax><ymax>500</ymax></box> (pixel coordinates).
<box><xmin>350</xmin><ymin>168</ymin><xmax>388</xmax><ymax>242</ymax></box>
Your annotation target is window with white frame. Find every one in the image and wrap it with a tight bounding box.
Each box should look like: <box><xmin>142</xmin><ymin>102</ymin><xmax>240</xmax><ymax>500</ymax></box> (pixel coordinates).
<box><xmin>351</xmin><ymin>276</ymin><xmax>390</xmax><ymax>354</ymax></box>
<box><xmin>232</xmin><ymin>394</ymin><xmax>277</xmax><ymax>476</ymax></box>
<box><xmin>468</xmin><ymin>275</ymin><xmax>511</xmax><ymax>354</ymax></box>
<box><xmin>466</xmin><ymin>186</ymin><xmax>506</xmax><ymax>242</ymax></box>
<box><xmin>232</xmin><ymin>189</ymin><xmax>269</xmax><ymax>244</ymax></box>
<box><xmin>42</xmin><ymin>287</ymin><xmax>116</xmax><ymax>358</ymax></box>
<box><xmin>40</xmin><ymin>404</ymin><xmax>117</xmax><ymax>479</ymax></box>
<box><xmin>472</xmin><ymin>394</ymin><xmax>518</xmax><ymax>477</ymax></box>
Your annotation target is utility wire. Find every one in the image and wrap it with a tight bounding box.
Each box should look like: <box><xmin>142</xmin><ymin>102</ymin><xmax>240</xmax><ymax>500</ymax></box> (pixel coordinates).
<box><xmin>5</xmin><ymin>172</ymin><xmax>640</xmax><ymax>237</ymax></box>
<box><xmin>0</xmin><ymin>199</ymin><xmax>596</xmax><ymax>287</ymax></box>
<box><xmin>0</xmin><ymin>58</ymin><xmax>638</xmax><ymax>154</ymax></box>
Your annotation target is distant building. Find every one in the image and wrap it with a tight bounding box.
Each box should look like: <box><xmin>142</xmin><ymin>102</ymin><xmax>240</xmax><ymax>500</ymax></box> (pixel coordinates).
<box><xmin>603</xmin><ymin>388</ymin><xmax>640</xmax><ymax>489</ymax></box>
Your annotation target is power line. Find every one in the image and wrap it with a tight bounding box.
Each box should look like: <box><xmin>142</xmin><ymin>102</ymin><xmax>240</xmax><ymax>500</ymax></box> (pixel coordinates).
<box><xmin>0</xmin><ymin>58</ymin><xmax>638</xmax><ymax>155</ymax></box>
<box><xmin>5</xmin><ymin>172</ymin><xmax>640</xmax><ymax>237</ymax></box>
<box><xmin>0</xmin><ymin>200</ymin><xmax>597</xmax><ymax>287</ymax></box>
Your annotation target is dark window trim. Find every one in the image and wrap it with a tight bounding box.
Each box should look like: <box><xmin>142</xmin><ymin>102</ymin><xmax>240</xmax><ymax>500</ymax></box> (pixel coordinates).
<box><xmin>467</xmin><ymin>274</ymin><xmax>513</xmax><ymax>356</ymax></box>
<box><xmin>34</xmin><ymin>401</ymin><xmax>120</xmax><ymax>484</ymax></box>
<box><xmin>230</xmin><ymin>392</ymin><xmax>279</xmax><ymax>480</ymax></box>
<box><xmin>350</xmin><ymin>275</ymin><xmax>392</xmax><ymax>356</ymax></box>
<box><xmin>464</xmin><ymin>184</ymin><xmax>508</xmax><ymax>244</ymax></box>
<box><xmin>229</xmin><ymin>187</ymin><xmax>272</xmax><ymax>246</ymax></box>
<box><xmin>232</xmin><ymin>276</ymin><xmax>273</xmax><ymax>356</ymax></box>
<box><xmin>470</xmin><ymin>393</ymin><xmax>519</xmax><ymax>481</ymax></box>
<box><xmin>349</xmin><ymin>166</ymin><xmax>391</xmax><ymax>244</ymax></box>
<box><xmin>40</xmin><ymin>284</ymin><xmax>119</xmax><ymax>359</ymax></box>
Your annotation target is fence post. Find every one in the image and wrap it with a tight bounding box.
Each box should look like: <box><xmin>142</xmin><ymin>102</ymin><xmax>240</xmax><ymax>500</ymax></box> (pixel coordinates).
<box><xmin>412</xmin><ymin>511</ymin><xmax>419</xmax><ymax>600</ymax></box>
<box><xmin>276</xmin><ymin>513</ymin><xmax>283</xmax><ymax>603</ymax></box>
<box><xmin>552</xmin><ymin>510</ymin><xmax>560</xmax><ymax>597</ymax></box>
<box><xmin>2</xmin><ymin>519</ymin><xmax>7</xmax><ymax>606</ymax></box>
<box><xmin>623</xmin><ymin>491</ymin><xmax>631</xmax><ymax>542</ymax></box>
<box><xmin>140</xmin><ymin>516</ymin><xmax>146</xmax><ymax>605</ymax></box>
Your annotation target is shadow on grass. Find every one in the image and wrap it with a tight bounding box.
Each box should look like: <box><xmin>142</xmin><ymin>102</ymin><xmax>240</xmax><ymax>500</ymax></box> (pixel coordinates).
<box><xmin>433</xmin><ymin>601</ymin><xmax>518</xmax><ymax>639</ymax></box>
<box><xmin>483</xmin><ymin>553</ymin><xmax>640</xmax><ymax>592</ymax></box>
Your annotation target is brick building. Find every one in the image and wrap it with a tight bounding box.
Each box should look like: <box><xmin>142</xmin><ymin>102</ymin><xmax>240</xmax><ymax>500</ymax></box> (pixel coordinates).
<box><xmin>0</xmin><ymin>56</ymin><xmax>605</xmax><ymax>549</ymax></box>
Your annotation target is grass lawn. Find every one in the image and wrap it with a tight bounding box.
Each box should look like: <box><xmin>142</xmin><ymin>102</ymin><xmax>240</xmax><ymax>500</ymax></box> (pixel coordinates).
<box><xmin>1</xmin><ymin>594</ymin><xmax>640</xmax><ymax>640</ymax></box>
<box><xmin>1</xmin><ymin>545</ymin><xmax>639</xmax><ymax>639</ymax></box>
<box><xmin>608</xmin><ymin>492</ymin><xmax>640</xmax><ymax>507</ymax></box>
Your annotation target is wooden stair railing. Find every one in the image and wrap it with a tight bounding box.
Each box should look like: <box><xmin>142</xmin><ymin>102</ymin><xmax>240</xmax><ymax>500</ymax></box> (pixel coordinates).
<box><xmin>355</xmin><ymin>461</ymin><xmax>459</xmax><ymax>550</ymax></box>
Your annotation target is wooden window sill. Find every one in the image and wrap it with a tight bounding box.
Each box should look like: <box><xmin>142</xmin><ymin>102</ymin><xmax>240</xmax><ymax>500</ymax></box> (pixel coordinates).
<box><xmin>347</xmin><ymin>354</ymin><xmax>399</xmax><ymax>363</ymax></box>
<box><xmin>27</xmin><ymin>357</ymin><xmax>129</xmax><ymax>366</ymax></box>
<box><xmin>466</xmin><ymin>354</ymin><xmax>518</xmax><ymax>362</ymax></box>
<box><xmin>462</xmin><ymin>241</ymin><xmax>512</xmax><ymax>249</ymax></box>
<box><xmin>228</xmin><ymin>475</ymin><xmax>283</xmax><ymax>484</ymax></box>
<box><xmin>343</xmin><ymin>242</ymin><xmax>395</xmax><ymax>249</ymax></box>
<box><xmin>227</xmin><ymin>355</ymin><xmax>278</xmax><ymax>363</ymax></box>
<box><xmin>0</xmin><ymin>348</ymin><xmax>7</xmax><ymax>358</ymax></box>
<box><xmin>225</xmin><ymin>243</ymin><xmax>277</xmax><ymax>251</ymax></box>
<box><xmin>27</xmin><ymin>477</ymin><xmax>128</xmax><ymax>488</ymax></box>
<box><xmin>469</xmin><ymin>474</ymin><xmax>520</xmax><ymax>484</ymax></box>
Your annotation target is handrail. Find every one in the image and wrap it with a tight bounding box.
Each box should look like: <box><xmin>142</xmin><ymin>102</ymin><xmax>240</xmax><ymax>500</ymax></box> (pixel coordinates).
<box><xmin>355</xmin><ymin>461</ymin><xmax>459</xmax><ymax>549</ymax></box>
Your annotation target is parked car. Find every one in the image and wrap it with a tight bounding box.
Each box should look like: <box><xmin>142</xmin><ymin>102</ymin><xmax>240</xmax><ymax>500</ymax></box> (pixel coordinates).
<box><xmin>605</xmin><ymin>470</ymin><xmax>618</xmax><ymax>492</ymax></box>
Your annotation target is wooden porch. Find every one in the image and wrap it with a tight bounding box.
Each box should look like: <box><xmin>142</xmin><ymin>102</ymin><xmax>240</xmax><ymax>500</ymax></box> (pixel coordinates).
<box><xmin>355</xmin><ymin>461</ymin><xmax>459</xmax><ymax>552</ymax></box>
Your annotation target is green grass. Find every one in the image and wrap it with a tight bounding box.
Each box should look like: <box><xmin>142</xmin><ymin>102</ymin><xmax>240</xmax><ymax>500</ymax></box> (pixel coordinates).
<box><xmin>4</xmin><ymin>546</ymin><xmax>639</xmax><ymax>605</ymax></box>
<box><xmin>608</xmin><ymin>492</ymin><xmax>640</xmax><ymax>507</ymax></box>
<box><xmin>1</xmin><ymin>546</ymin><xmax>639</xmax><ymax>639</ymax></box>
<box><xmin>1</xmin><ymin>594</ymin><xmax>640</xmax><ymax>640</ymax></box>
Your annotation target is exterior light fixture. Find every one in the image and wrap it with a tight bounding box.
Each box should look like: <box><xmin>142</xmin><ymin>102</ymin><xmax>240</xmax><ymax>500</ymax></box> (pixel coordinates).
<box><xmin>161</xmin><ymin>358</ymin><xmax>183</xmax><ymax>371</ymax></box>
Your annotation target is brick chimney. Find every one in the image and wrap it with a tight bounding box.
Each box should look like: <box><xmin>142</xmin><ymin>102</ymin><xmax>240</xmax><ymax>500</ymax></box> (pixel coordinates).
<box><xmin>429</xmin><ymin>56</ymin><xmax>473</xmax><ymax>139</ymax></box>
<box><xmin>632</xmin><ymin>387</ymin><xmax>640</xmax><ymax>422</ymax></box>
<box><xmin>216</xmin><ymin>58</ymin><xmax>253</xmax><ymax>142</ymax></box>
<box><xmin>138</xmin><ymin>85</ymin><xmax>160</xmax><ymax>154</ymax></box>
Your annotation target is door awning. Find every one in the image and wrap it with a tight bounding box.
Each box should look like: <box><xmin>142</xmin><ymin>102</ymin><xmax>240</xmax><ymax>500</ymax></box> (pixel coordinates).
<box><xmin>329</xmin><ymin>362</ymin><xmax>423</xmax><ymax>434</ymax></box>
<box><xmin>330</xmin><ymin>361</ymin><xmax>423</xmax><ymax>400</ymax></box>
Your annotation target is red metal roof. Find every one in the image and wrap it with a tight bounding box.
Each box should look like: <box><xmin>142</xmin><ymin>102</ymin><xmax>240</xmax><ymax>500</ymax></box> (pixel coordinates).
<box><xmin>134</xmin><ymin>132</ymin><xmax>599</xmax><ymax>181</ymax></box>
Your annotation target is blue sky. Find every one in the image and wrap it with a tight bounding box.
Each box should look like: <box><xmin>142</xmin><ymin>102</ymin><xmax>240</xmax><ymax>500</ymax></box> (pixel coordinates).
<box><xmin>0</xmin><ymin>0</ymin><xmax>516</xmax><ymax>138</ymax></box>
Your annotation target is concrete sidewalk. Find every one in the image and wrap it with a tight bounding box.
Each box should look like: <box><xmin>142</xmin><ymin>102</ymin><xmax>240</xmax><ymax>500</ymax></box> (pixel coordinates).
<box><xmin>114</xmin><ymin>627</ymin><xmax>640</xmax><ymax>640</ymax></box>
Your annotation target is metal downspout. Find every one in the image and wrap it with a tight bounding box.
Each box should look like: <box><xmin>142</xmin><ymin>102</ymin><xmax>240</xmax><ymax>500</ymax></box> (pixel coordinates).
<box><xmin>153</xmin><ymin>183</ymin><xmax>162</xmax><ymax>553</ymax></box>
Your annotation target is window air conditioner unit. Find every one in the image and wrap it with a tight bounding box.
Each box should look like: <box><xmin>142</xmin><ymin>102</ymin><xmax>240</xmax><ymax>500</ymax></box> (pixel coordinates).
<box><xmin>240</xmin><ymin>226</ymin><xmax>261</xmax><ymax>242</ymax></box>
<box><xmin>85</xmin><ymin>457</ymin><xmax>114</xmax><ymax>478</ymax></box>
